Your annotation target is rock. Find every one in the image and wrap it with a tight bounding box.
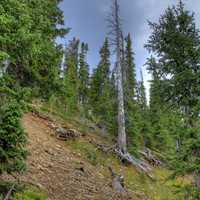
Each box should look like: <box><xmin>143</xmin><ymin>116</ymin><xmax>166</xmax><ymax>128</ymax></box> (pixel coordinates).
<box><xmin>45</xmin><ymin>149</ymin><xmax>55</xmax><ymax>156</ymax></box>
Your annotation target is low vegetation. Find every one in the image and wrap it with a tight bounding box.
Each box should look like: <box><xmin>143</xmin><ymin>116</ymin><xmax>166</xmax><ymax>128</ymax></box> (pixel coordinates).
<box><xmin>0</xmin><ymin>0</ymin><xmax>199</xmax><ymax>199</ymax></box>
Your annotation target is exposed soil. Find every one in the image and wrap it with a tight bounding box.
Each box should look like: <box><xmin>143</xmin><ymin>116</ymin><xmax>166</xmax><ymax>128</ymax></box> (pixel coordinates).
<box><xmin>1</xmin><ymin>113</ymin><xmax>134</xmax><ymax>200</ymax></box>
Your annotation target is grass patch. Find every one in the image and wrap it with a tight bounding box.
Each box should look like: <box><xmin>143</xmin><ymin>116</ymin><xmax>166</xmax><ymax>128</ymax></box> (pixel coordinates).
<box><xmin>12</xmin><ymin>187</ymin><xmax>47</xmax><ymax>200</ymax></box>
<box><xmin>0</xmin><ymin>182</ymin><xmax>46</xmax><ymax>200</ymax></box>
<box><xmin>66</xmin><ymin>139</ymin><xmax>187</xmax><ymax>200</ymax></box>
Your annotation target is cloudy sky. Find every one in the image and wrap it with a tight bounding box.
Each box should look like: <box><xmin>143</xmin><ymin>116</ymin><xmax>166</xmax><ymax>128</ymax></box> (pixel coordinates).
<box><xmin>58</xmin><ymin>0</ymin><xmax>200</xmax><ymax>100</ymax></box>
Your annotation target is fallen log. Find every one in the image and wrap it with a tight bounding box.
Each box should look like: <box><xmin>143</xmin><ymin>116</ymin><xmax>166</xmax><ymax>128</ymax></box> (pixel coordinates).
<box><xmin>3</xmin><ymin>184</ymin><xmax>15</xmax><ymax>200</ymax></box>
<box><xmin>89</xmin><ymin>140</ymin><xmax>153</xmax><ymax>178</ymax></box>
<box><xmin>139</xmin><ymin>148</ymin><xmax>162</xmax><ymax>167</ymax></box>
<box><xmin>32</xmin><ymin>111</ymin><xmax>54</xmax><ymax>123</ymax></box>
<box><xmin>114</xmin><ymin>149</ymin><xmax>153</xmax><ymax>179</ymax></box>
<box><xmin>89</xmin><ymin>139</ymin><xmax>116</xmax><ymax>153</ymax></box>
<box><xmin>108</xmin><ymin>167</ymin><xmax>125</xmax><ymax>193</ymax></box>
<box><xmin>55</xmin><ymin>127</ymin><xmax>81</xmax><ymax>140</ymax></box>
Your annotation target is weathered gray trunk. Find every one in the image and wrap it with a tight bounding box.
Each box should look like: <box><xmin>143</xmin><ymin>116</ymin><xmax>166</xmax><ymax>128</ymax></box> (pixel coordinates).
<box><xmin>116</xmin><ymin>58</ymin><xmax>126</xmax><ymax>153</ymax></box>
<box><xmin>115</xmin><ymin>0</ymin><xmax>127</xmax><ymax>154</ymax></box>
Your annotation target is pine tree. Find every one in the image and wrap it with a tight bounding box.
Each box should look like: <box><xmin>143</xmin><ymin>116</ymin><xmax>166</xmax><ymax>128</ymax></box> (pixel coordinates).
<box><xmin>79</xmin><ymin>43</ymin><xmax>89</xmax><ymax>105</ymax></box>
<box><xmin>122</xmin><ymin>34</ymin><xmax>139</xmax><ymax>151</ymax></box>
<box><xmin>0</xmin><ymin>0</ymin><xmax>68</xmax><ymax>98</ymax></box>
<box><xmin>135</xmin><ymin>71</ymin><xmax>152</xmax><ymax>148</ymax></box>
<box><xmin>0</xmin><ymin>100</ymin><xmax>27</xmax><ymax>174</ymax></box>
<box><xmin>90</xmin><ymin>38</ymin><xmax>114</xmax><ymax>131</ymax></box>
<box><xmin>63</xmin><ymin>38</ymin><xmax>80</xmax><ymax>113</ymax></box>
<box><xmin>146</xmin><ymin>57</ymin><xmax>162</xmax><ymax>113</ymax></box>
<box><xmin>146</xmin><ymin>57</ymin><xmax>174</xmax><ymax>149</ymax></box>
<box><xmin>146</xmin><ymin>0</ymin><xmax>200</xmax><ymax>192</ymax></box>
<box><xmin>136</xmin><ymin>71</ymin><xmax>147</xmax><ymax>111</ymax></box>
<box><xmin>146</xmin><ymin>57</ymin><xmax>162</xmax><ymax>147</ymax></box>
<box><xmin>124</xmin><ymin>33</ymin><xmax>136</xmax><ymax>101</ymax></box>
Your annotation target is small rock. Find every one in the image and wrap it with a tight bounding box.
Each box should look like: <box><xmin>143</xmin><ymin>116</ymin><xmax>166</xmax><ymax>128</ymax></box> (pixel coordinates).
<box><xmin>45</xmin><ymin>149</ymin><xmax>55</xmax><ymax>156</ymax></box>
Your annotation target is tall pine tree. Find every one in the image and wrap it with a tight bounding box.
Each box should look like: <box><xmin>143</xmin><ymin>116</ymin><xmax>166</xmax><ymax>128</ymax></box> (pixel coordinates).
<box><xmin>123</xmin><ymin>34</ymin><xmax>140</xmax><ymax>151</ymax></box>
<box><xmin>79</xmin><ymin>43</ymin><xmax>89</xmax><ymax>105</ymax></box>
<box><xmin>90</xmin><ymin>38</ymin><xmax>114</xmax><ymax>132</ymax></box>
<box><xmin>146</xmin><ymin>0</ymin><xmax>200</xmax><ymax>193</ymax></box>
<box><xmin>0</xmin><ymin>0</ymin><xmax>68</xmax><ymax>98</ymax></box>
<box><xmin>63</xmin><ymin>38</ymin><xmax>80</xmax><ymax>113</ymax></box>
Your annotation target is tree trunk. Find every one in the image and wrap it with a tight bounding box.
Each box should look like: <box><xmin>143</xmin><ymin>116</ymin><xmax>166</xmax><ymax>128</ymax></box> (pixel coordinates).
<box><xmin>114</xmin><ymin>0</ymin><xmax>127</xmax><ymax>154</ymax></box>
<box><xmin>108</xmin><ymin>0</ymin><xmax>127</xmax><ymax>153</ymax></box>
<box><xmin>116</xmin><ymin>59</ymin><xmax>127</xmax><ymax>153</ymax></box>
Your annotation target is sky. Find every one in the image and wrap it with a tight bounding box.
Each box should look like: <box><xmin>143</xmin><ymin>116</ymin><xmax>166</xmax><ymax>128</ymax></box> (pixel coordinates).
<box><xmin>58</xmin><ymin>0</ymin><xmax>200</xmax><ymax>101</ymax></box>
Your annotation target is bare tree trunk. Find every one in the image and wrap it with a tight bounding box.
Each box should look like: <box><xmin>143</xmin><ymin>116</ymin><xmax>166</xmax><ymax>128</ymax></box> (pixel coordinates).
<box><xmin>116</xmin><ymin>56</ymin><xmax>126</xmax><ymax>153</ymax></box>
<box><xmin>113</xmin><ymin>0</ymin><xmax>127</xmax><ymax>153</ymax></box>
<box><xmin>105</xmin><ymin>0</ymin><xmax>153</xmax><ymax>177</ymax></box>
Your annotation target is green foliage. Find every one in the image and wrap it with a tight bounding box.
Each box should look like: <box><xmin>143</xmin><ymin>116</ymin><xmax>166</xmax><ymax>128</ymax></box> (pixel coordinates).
<box><xmin>145</xmin><ymin>0</ymin><xmax>200</xmax><ymax>112</ymax></box>
<box><xmin>122</xmin><ymin>34</ymin><xmax>143</xmax><ymax>150</ymax></box>
<box><xmin>0</xmin><ymin>0</ymin><xmax>68</xmax><ymax>98</ymax></box>
<box><xmin>13</xmin><ymin>188</ymin><xmax>47</xmax><ymax>200</ymax></box>
<box><xmin>133</xmin><ymin>72</ymin><xmax>150</xmax><ymax>149</ymax></box>
<box><xmin>123</xmin><ymin>33</ymin><xmax>136</xmax><ymax>101</ymax></box>
<box><xmin>79</xmin><ymin>43</ymin><xmax>89</xmax><ymax>105</ymax></box>
<box><xmin>146</xmin><ymin>1</ymin><xmax>200</xmax><ymax>195</ymax></box>
<box><xmin>66</xmin><ymin>136</ymin><xmax>186</xmax><ymax>200</ymax></box>
<box><xmin>136</xmin><ymin>73</ymin><xmax>147</xmax><ymax>111</ymax></box>
<box><xmin>89</xmin><ymin>38</ymin><xmax>115</xmax><ymax>132</ymax></box>
<box><xmin>174</xmin><ymin>184</ymin><xmax>200</xmax><ymax>200</ymax></box>
<box><xmin>63</xmin><ymin>38</ymin><xmax>80</xmax><ymax>113</ymax></box>
<box><xmin>0</xmin><ymin>182</ymin><xmax>19</xmax><ymax>199</ymax></box>
<box><xmin>0</xmin><ymin>100</ymin><xmax>27</xmax><ymax>173</ymax></box>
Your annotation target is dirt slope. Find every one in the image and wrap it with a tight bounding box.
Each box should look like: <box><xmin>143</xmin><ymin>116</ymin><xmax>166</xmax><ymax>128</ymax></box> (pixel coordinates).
<box><xmin>2</xmin><ymin>113</ymin><xmax>133</xmax><ymax>200</ymax></box>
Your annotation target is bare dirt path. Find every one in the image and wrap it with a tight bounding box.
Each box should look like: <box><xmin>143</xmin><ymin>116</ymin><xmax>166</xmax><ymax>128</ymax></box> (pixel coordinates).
<box><xmin>2</xmin><ymin>113</ymin><xmax>132</xmax><ymax>200</ymax></box>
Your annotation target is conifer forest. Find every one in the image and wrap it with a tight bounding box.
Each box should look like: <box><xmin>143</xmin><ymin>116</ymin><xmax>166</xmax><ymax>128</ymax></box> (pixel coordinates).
<box><xmin>0</xmin><ymin>0</ymin><xmax>199</xmax><ymax>199</ymax></box>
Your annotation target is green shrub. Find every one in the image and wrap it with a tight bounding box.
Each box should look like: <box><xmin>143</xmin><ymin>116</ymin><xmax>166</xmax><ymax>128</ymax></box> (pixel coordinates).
<box><xmin>0</xmin><ymin>100</ymin><xmax>27</xmax><ymax>173</ymax></box>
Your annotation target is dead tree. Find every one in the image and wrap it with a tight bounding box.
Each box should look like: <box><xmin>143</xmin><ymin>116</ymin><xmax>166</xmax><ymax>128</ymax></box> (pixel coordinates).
<box><xmin>107</xmin><ymin>0</ymin><xmax>127</xmax><ymax>154</ymax></box>
<box><xmin>107</xmin><ymin>0</ymin><xmax>152</xmax><ymax>177</ymax></box>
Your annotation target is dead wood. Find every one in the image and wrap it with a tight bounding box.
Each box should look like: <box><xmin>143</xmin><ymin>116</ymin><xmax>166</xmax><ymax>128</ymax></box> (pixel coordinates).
<box><xmin>90</xmin><ymin>140</ymin><xmax>153</xmax><ymax>178</ymax></box>
<box><xmin>89</xmin><ymin>140</ymin><xmax>116</xmax><ymax>153</ymax></box>
<box><xmin>108</xmin><ymin>167</ymin><xmax>125</xmax><ymax>193</ymax></box>
<box><xmin>3</xmin><ymin>184</ymin><xmax>15</xmax><ymax>200</ymax></box>
<box><xmin>114</xmin><ymin>149</ymin><xmax>154</xmax><ymax>179</ymax></box>
<box><xmin>55</xmin><ymin>127</ymin><xmax>81</xmax><ymax>141</ymax></box>
<box><xmin>91</xmin><ymin>140</ymin><xmax>153</xmax><ymax>178</ymax></box>
<box><xmin>31</xmin><ymin>111</ymin><xmax>82</xmax><ymax>141</ymax></box>
<box><xmin>139</xmin><ymin>148</ymin><xmax>162</xmax><ymax>167</ymax></box>
<box><xmin>32</xmin><ymin>111</ymin><xmax>54</xmax><ymax>123</ymax></box>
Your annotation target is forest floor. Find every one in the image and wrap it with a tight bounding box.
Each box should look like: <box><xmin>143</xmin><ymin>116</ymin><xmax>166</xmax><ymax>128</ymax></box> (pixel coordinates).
<box><xmin>1</xmin><ymin>112</ymin><xmax>189</xmax><ymax>200</ymax></box>
<box><xmin>1</xmin><ymin>113</ymin><xmax>136</xmax><ymax>200</ymax></box>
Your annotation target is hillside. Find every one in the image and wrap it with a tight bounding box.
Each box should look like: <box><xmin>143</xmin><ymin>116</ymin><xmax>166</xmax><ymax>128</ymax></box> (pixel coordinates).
<box><xmin>1</xmin><ymin>0</ymin><xmax>200</xmax><ymax>199</ymax></box>
<box><xmin>1</xmin><ymin>111</ymin><xmax>188</xmax><ymax>200</ymax></box>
